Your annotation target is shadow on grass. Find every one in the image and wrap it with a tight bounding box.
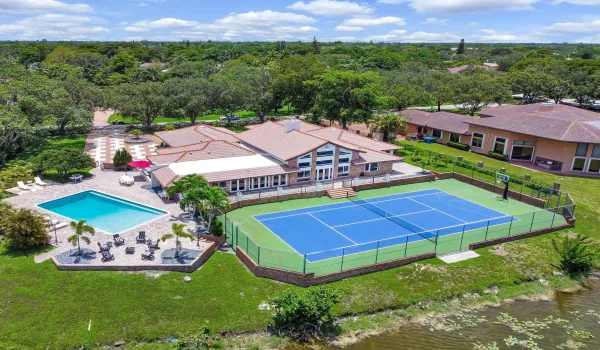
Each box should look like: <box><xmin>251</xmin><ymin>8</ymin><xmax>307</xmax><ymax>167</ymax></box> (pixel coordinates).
<box><xmin>0</xmin><ymin>242</ymin><xmax>52</xmax><ymax>258</ymax></box>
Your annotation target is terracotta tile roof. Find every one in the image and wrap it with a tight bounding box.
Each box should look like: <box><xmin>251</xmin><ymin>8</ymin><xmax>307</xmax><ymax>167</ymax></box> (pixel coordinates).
<box><xmin>152</xmin><ymin>166</ymin><xmax>178</xmax><ymax>187</ymax></box>
<box><xmin>148</xmin><ymin>141</ymin><xmax>254</xmax><ymax>165</ymax></box>
<box><xmin>404</xmin><ymin>110</ymin><xmax>472</xmax><ymax>135</ymax></box>
<box><xmin>467</xmin><ymin>103</ymin><xmax>600</xmax><ymax>143</ymax></box>
<box><xmin>238</xmin><ymin>121</ymin><xmax>329</xmax><ymax>161</ymax></box>
<box><xmin>202</xmin><ymin>165</ymin><xmax>299</xmax><ymax>183</ymax></box>
<box><xmin>155</xmin><ymin>125</ymin><xmax>239</xmax><ymax>147</ymax></box>
<box><xmin>352</xmin><ymin>149</ymin><xmax>403</xmax><ymax>165</ymax></box>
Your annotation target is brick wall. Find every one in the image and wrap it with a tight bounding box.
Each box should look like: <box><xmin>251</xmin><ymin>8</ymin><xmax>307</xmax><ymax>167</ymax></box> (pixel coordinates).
<box><xmin>349</xmin><ymin>161</ymin><xmax>395</xmax><ymax>178</ymax></box>
<box><xmin>236</xmin><ymin>247</ymin><xmax>436</xmax><ymax>287</ymax></box>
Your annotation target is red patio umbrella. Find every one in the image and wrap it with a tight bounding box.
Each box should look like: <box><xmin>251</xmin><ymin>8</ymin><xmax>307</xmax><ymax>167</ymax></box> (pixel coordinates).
<box><xmin>128</xmin><ymin>160</ymin><xmax>152</xmax><ymax>169</ymax></box>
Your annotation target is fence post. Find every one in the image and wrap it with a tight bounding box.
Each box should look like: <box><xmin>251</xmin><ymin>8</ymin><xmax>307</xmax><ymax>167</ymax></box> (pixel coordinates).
<box><xmin>508</xmin><ymin>216</ymin><xmax>514</xmax><ymax>236</ymax></box>
<box><xmin>484</xmin><ymin>220</ymin><xmax>490</xmax><ymax>241</ymax></box>
<box><xmin>530</xmin><ymin>211</ymin><xmax>536</xmax><ymax>232</ymax></box>
<box><xmin>340</xmin><ymin>248</ymin><xmax>345</xmax><ymax>271</ymax></box>
<box><xmin>303</xmin><ymin>254</ymin><xmax>307</xmax><ymax>274</ymax></box>
<box><xmin>246</xmin><ymin>234</ymin><xmax>249</xmax><ymax>251</ymax></box>
<box><xmin>375</xmin><ymin>241</ymin><xmax>380</xmax><ymax>264</ymax></box>
<box><xmin>459</xmin><ymin>225</ymin><xmax>466</xmax><ymax>250</ymax></box>
<box><xmin>257</xmin><ymin>246</ymin><xmax>261</xmax><ymax>265</ymax></box>
<box><xmin>551</xmin><ymin>211</ymin><xmax>557</xmax><ymax>227</ymax></box>
<box><xmin>235</xmin><ymin>226</ymin><xmax>239</xmax><ymax>249</ymax></box>
<box><xmin>471</xmin><ymin>168</ymin><xmax>475</xmax><ymax>184</ymax></box>
<box><xmin>404</xmin><ymin>235</ymin><xmax>409</xmax><ymax>257</ymax></box>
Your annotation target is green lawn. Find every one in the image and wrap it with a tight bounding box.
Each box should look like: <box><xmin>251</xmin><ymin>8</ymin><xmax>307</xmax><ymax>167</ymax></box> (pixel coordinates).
<box><xmin>108</xmin><ymin>108</ymin><xmax>298</xmax><ymax>125</ymax></box>
<box><xmin>0</xmin><ymin>139</ymin><xmax>599</xmax><ymax>349</ymax></box>
<box><xmin>224</xmin><ymin>179</ymin><xmax>567</xmax><ymax>276</ymax></box>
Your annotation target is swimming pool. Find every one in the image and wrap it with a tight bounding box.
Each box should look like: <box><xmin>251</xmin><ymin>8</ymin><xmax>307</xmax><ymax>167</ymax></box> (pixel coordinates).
<box><xmin>38</xmin><ymin>190</ymin><xmax>168</xmax><ymax>234</ymax></box>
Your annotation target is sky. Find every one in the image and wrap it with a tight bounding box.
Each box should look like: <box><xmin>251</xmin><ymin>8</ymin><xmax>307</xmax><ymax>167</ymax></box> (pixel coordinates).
<box><xmin>1</xmin><ymin>0</ymin><xmax>600</xmax><ymax>43</ymax></box>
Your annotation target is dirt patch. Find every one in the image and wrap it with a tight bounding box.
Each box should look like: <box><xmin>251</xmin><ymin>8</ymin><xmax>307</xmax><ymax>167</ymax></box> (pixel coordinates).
<box><xmin>119</xmin><ymin>270</ymin><xmax>170</xmax><ymax>279</ymax></box>
<box><xmin>490</xmin><ymin>244</ymin><xmax>508</xmax><ymax>256</ymax></box>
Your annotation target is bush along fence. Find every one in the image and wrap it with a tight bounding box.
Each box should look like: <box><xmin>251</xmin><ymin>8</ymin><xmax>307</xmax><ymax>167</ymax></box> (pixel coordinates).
<box><xmin>221</xmin><ymin>172</ymin><xmax>576</xmax><ymax>286</ymax></box>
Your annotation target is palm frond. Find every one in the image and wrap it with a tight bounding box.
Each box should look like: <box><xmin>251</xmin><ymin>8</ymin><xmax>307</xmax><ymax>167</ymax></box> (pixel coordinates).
<box><xmin>80</xmin><ymin>236</ymin><xmax>91</xmax><ymax>245</ymax></box>
<box><xmin>161</xmin><ymin>233</ymin><xmax>174</xmax><ymax>242</ymax></box>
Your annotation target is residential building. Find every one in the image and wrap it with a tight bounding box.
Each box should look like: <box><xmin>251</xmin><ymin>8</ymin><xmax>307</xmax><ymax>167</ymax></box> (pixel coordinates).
<box><xmin>148</xmin><ymin>120</ymin><xmax>403</xmax><ymax>192</ymax></box>
<box><xmin>465</xmin><ymin>103</ymin><xmax>600</xmax><ymax>175</ymax></box>
<box><xmin>403</xmin><ymin>110</ymin><xmax>472</xmax><ymax>144</ymax></box>
<box><xmin>447</xmin><ymin>64</ymin><xmax>490</xmax><ymax>74</ymax></box>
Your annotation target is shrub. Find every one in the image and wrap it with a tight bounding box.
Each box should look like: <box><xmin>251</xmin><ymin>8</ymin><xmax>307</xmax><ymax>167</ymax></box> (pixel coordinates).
<box><xmin>0</xmin><ymin>208</ymin><xmax>50</xmax><ymax>249</ymax></box>
<box><xmin>210</xmin><ymin>219</ymin><xmax>223</xmax><ymax>236</ymax></box>
<box><xmin>129</xmin><ymin>129</ymin><xmax>144</xmax><ymax>138</ymax></box>
<box><xmin>164</xmin><ymin>124</ymin><xmax>176</xmax><ymax>131</ymax></box>
<box><xmin>113</xmin><ymin>148</ymin><xmax>132</xmax><ymax>170</ymax></box>
<box><xmin>35</xmin><ymin>149</ymin><xmax>93</xmax><ymax>178</ymax></box>
<box><xmin>447</xmin><ymin>141</ymin><xmax>469</xmax><ymax>151</ymax></box>
<box><xmin>487</xmin><ymin>151</ymin><xmax>508</xmax><ymax>161</ymax></box>
<box><xmin>270</xmin><ymin>287</ymin><xmax>342</xmax><ymax>341</ymax></box>
<box><xmin>172</xmin><ymin>328</ymin><xmax>222</xmax><ymax>349</ymax></box>
<box><xmin>552</xmin><ymin>235</ymin><xmax>598</xmax><ymax>278</ymax></box>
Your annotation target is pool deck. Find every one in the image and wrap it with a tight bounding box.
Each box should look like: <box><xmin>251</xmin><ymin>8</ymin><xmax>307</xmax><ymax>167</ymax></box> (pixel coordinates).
<box><xmin>3</xmin><ymin>168</ymin><xmax>215</xmax><ymax>270</ymax></box>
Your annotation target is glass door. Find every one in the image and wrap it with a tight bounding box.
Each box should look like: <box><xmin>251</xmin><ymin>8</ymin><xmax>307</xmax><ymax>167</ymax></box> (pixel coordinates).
<box><xmin>316</xmin><ymin>167</ymin><xmax>333</xmax><ymax>181</ymax></box>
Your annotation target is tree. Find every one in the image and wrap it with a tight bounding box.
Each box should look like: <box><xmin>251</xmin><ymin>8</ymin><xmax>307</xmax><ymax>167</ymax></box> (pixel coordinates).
<box><xmin>552</xmin><ymin>235</ymin><xmax>598</xmax><ymax>278</ymax></box>
<box><xmin>166</xmin><ymin>174</ymin><xmax>209</xmax><ymax>199</ymax></box>
<box><xmin>545</xmin><ymin>76</ymin><xmax>570</xmax><ymax>104</ymax></box>
<box><xmin>453</xmin><ymin>72</ymin><xmax>511</xmax><ymax>116</ymax></box>
<box><xmin>457</xmin><ymin>39</ymin><xmax>465</xmax><ymax>55</ymax></box>
<box><xmin>161</xmin><ymin>223</ymin><xmax>195</xmax><ymax>258</ymax></box>
<box><xmin>424</xmin><ymin>71</ymin><xmax>455</xmax><ymax>111</ymax></box>
<box><xmin>311</xmin><ymin>70</ymin><xmax>382</xmax><ymax>129</ymax></box>
<box><xmin>270</xmin><ymin>287</ymin><xmax>342</xmax><ymax>341</ymax></box>
<box><xmin>164</xmin><ymin>78</ymin><xmax>213</xmax><ymax>125</ymax></box>
<box><xmin>202</xmin><ymin>187</ymin><xmax>230</xmax><ymax>236</ymax></box>
<box><xmin>112</xmin><ymin>148</ymin><xmax>132</xmax><ymax>171</ymax></box>
<box><xmin>312</xmin><ymin>36</ymin><xmax>320</xmax><ymax>54</ymax></box>
<box><xmin>0</xmin><ymin>208</ymin><xmax>50</xmax><ymax>250</ymax></box>
<box><xmin>35</xmin><ymin>149</ymin><xmax>93</xmax><ymax>178</ymax></box>
<box><xmin>109</xmin><ymin>50</ymin><xmax>137</xmax><ymax>74</ymax></box>
<box><xmin>508</xmin><ymin>68</ymin><xmax>554</xmax><ymax>104</ymax></box>
<box><xmin>569</xmin><ymin>72</ymin><xmax>599</xmax><ymax>106</ymax></box>
<box><xmin>369</xmin><ymin>113</ymin><xmax>408</xmax><ymax>142</ymax></box>
<box><xmin>386</xmin><ymin>84</ymin><xmax>429</xmax><ymax>111</ymax></box>
<box><xmin>271</xmin><ymin>56</ymin><xmax>325</xmax><ymax>115</ymax></box>
<box><xmin>108</xmin><ymin>82</ymin><xmax>167</xmax><ymax>129</ymax></box>
<box><xmin>67</xmin><ymin>220</ymin><xmax>95</xmax><ymax>255</ymax></box>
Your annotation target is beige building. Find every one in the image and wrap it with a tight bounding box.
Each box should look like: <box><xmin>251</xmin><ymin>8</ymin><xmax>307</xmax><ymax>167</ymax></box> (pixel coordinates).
<box><xmin>403</xmin><ymin>110</ymin><xmax>472</xmax><ymax>145</ymax></box>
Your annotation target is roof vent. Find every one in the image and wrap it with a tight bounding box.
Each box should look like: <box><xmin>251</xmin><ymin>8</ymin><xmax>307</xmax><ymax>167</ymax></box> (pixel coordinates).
<box><xmin>539</xmin><ymin>102</ymin><xmax>554</xmax><ymax>112</ymax></box>
<box><xmin>283</xmin><ymin>119</ymin><xmax>301</xmax><ymax>133</ymax></box>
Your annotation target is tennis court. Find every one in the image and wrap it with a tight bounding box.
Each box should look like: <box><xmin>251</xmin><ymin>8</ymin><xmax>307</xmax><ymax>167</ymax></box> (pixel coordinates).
<box><xmin>254</xmin><ymin>189</ymin><xmax>515</xmax><ymax>262</ymax></box>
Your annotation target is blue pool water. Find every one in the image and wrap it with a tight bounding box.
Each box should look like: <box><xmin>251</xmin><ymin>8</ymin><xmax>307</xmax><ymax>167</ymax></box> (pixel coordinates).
<box><xmin>38</xmin><ymin>190</ymin><xmax>167</xmax><ymax>234</ymax></box>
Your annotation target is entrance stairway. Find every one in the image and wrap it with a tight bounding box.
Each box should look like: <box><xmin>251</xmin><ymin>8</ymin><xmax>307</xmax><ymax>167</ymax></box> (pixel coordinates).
<box><xmin>326</xmin><ymin>188</ymin><xmax>357</xmax><ymax>200</ymax></box>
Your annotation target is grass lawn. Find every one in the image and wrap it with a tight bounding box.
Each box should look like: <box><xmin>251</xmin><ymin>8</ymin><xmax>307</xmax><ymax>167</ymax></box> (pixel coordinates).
<box><xmin>108</xmin><ymin>108</ymin><xmax>297</xmax><ymax>125</ymax></box>
<box><xmin>0</xmin><ymin>139</ymin><xmax>599</xmax><ymax>349</ymax></box>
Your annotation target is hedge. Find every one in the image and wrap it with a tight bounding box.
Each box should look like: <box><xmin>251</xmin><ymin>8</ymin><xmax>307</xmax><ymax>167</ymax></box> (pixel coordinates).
<box><xmin>447</xmin><ymin>141</ymin><xmax>470</xmax><ymax>151</ymax></box>
<box><xmin>487</xmin><ymin>151</ymin><xmax>509</xmax><ymax>161</ymax></box>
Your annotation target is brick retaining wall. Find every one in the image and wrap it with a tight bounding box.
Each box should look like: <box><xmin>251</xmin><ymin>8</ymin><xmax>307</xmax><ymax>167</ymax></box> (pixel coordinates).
<box><xmin>469</xmin><ymin>222</ymin><xmax>574</xmax><ymax>250</ymax></box>
<box><xmin>236</xmin><ymin>248</ymin><xmax>436</xmax><ymax>287</ymax></box>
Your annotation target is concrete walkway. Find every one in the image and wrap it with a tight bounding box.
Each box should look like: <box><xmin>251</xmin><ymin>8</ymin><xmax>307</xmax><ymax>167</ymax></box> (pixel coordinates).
<box><xmin>93</xmin><ymin>109</ymin><xmax>114</xmax><ymax>126</ymax></box>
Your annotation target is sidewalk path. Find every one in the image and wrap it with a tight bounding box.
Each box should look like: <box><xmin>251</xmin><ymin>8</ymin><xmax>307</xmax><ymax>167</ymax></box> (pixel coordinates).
<box><xmin>93</xmin><ymin>109</ymin><xmax>114</xmax><ymax>126</ymax></box>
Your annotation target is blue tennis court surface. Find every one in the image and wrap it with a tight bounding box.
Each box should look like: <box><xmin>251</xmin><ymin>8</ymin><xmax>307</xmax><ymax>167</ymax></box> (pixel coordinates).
<box><xmin>254</xmin><ymin>189</ymin><xmax>516</xmax><ymax>262</ymax></box>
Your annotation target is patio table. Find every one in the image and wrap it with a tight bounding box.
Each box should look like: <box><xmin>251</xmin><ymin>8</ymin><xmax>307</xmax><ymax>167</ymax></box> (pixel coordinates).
<box><xmin>125</xmin><ymin>247</ymin><xmax>135</xmax><ymax>254</ymax></box>
<box><xmin>69</xmin><ymin>174</ymin><xmax>83</xmax><ymax>183</ymax></box>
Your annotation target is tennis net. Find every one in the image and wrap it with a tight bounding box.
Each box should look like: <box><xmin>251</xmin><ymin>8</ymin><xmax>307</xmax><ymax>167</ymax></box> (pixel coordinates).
<box><xmin>347</xmin><ymin>196</ymin><xmax>438</xmax><ymax>243</ymax></box>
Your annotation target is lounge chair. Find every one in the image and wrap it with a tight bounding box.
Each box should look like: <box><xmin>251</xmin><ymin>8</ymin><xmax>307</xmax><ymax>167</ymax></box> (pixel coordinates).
<box><xmin>141</xmin><ymin>251</ymin><xmax>155</xmax><ymax>260</ymax></box>
<box><xmin>97</xmin><ymin>242</ymin><xmax>110</xmax><ymax>252</ymax></box>
<box><xmin>119</xmin><ymin>176</ymin><xmax>134</xmax><ymax>186</ymax></box>
<box><xmin>136</xmin><ymin>231</ymin><xmax>146</xmax><ymax>243</ymax></box>
<box><xmin>17</xmin><ymin>181</ymin><xmax>30</xmax><ymax>191</ymax></box>
<box><xmin>113</xmin><ymin>234</ymin><xmax>125</xmax><ymax>246</ymax></box>
<box><xmin>147</xmin><ymin>239</ymin><xmax>160</xmax><ymax>250</ymax></box>
<box><xmin>101</xmin><ymin>252</ymin><xmax>115</xmax><ymax>262</ymax></box>
<box><xmin>34</xmin><ymin>177</ymin><xmax>48</xmax><ymax>186</ymax></box>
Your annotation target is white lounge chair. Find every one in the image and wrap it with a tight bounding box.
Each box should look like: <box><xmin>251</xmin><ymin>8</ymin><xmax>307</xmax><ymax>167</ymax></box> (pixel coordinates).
<box><xmin>119</xmin><ymin>176</ymin><xmax>134</xmax><ymax>186</ymax></box>
<box><xmin>35</xmin><ymin>177</ymin><xmax>48</xmax><ymax>186</ymax></box>
<box><xmin>17</xmin><ymin>181</ymin><xmax>30</xmax><ymax>191</ymax></box>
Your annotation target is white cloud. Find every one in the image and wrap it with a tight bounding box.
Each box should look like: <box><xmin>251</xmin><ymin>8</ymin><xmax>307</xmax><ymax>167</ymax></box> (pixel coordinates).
<box><xmin>551</xmin><ymin>0</ymin><xmax>600</xmax><ymax>4</ymax></box>
<box><xmin>273</xmin><ymin>25</ymin><xmax>319</xmax><ymax>33</ymax></box>
<box><xmin>364</xmin><ymin>34</ymin><xmax>398</xmax><ymax>41</ymax></box>
<box><xmin>473</xmin><ymin>29</ymin><xmax>543</xmax><ymax>42</ymax></box>
<box><xmin>216</xmin><ymin>10</ymin><xmax>317</xmax><ymax>26</ymax></box>
<box><xmin>364</xmin><ymin>30</ymin><xmax>459</xmax><ymax>42</ymax></box>
<box><xmin>0</xmin><ymin>0</ymin><xmax>93</xmax><ymax>14</ymax></box>
<box><xmin>335</xmin><ymin>25</ymin><xmax>364</xmax><ymax>31</ymax></box>
<box><xmin>287</xmin><ymin>0</ymin><xmax>374</xmax><ymax>16</ymax></box>
<box><xmin>125</xmin><ymin>18</ymin><xmax>199</xmax><ymax>32</ymax></box>
<box><xmin>0</xmin><ymin>14</ymin><xmax>109</xmax><ymax>40</ymax></box>
<box><xmin>467</xmin><ymin>21</ymin><xmax>479</xmax><ymax>27</ymax></box>
<box><xmin>321</xmin><ymin>36</ymin><xmax>358</xmax><ymax>41</ymax></box>
<box><xmin>379</xmin><ymin>0</ymin><xmax>539</xmax><ymax>13</ymax></box>
<box><xmin>542</xmin><ymin>20</ymin><xmax>600</xmax><ymax>33</ymax></box>
<box><xmin>422</xmin><ymin>17</ymin><xmax>448</xmax><ymax>25</ymax></box>
<box><xmin>342</xmin><ymin>16</ymin><xmax>405</xmax><ymax>26</ymax></box>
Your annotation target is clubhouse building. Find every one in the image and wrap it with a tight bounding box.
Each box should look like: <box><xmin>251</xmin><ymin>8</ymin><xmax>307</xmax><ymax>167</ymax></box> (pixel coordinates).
<box><xmin>148</xmin><ymin>120</ymin><xmax>402</xmax><ymax>192</ymax></box>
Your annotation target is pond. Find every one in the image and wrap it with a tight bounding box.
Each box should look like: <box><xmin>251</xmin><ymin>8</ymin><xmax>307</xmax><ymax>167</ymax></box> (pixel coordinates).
<box><xmin>331</xmin><ymin>279</ymin><xmax>600</xmax><ymax>350</ymax></box>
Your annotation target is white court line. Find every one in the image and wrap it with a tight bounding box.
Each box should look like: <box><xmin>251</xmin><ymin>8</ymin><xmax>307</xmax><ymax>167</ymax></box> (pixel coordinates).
<box><xmin>257</xmin><ymin>190</ymin><xmax>444</xmax><ymax>222</ymax></box>
<box><xmin>407</xmin><ymin>197</ymin><xmax>467</xmax><ymax>223</ymax></box>
<box><xmin>307</xmin><ymin>213</ymin><xmax>357</xmax><ymax>244</ymax></box>
<box><xmin>332</xmin><ymin>209</ymin><xmax>436</xmax><ymax>228</ymax></box>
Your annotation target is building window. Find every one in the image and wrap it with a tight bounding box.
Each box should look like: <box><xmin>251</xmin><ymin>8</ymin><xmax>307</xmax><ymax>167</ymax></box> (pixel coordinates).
<box><xmin>272</xmin><ymin>174</ymin><xmax>287</xmax><ymax>187</ymax></box>
<box><xmin>576</xmin><ymin>143</ymin><xmax>589</xmax><ymax>157</ymax></box>
<box><xmin>231</xmin><ymin>179</ymin><xmax>246</xmax><ymax>192</ymax></box>
<box><xmin>338</xmin><ymin>157</ymin><xmax>350</xmax><ymax>164</ymax></box>
<box><xmin>316</xmin><ymin>159</ymin><xmax>333</xmax><ymax>166</ymax></box>
<box><xmin>511</xmin><ymin>140</ymin><xmax>535</xmax><ymax>161</ymax></box>
<box><xmin>339</xmin><ymin>148</ymin><xmax>352</xmax><ymax>156</ymax></box>
<box><xmin>250</xmin><ymin>176</ymin><xmax>269</xmax><ymax>190</ymax></box>
<box><xmin>338</xmin><ymin>165</ymin><xmax>349</xmax><ymax>176</ymax></box>
<box><xmin>572</xmin><ymin>157</ymin><xmax>587</xmax><ymax>171</ymax></box>
<box><xmin>364</xmin><ymin>163</ymin><xmax>380</xmax><ymax>172</ymax></box>
<box><xmin>592</xmin><ymin>144</ymin><xmax>600</xmax><ymax>158</ymax></box>
<box><xmin>450</xmin><ymin>133</ymin><xmax>461</xmax><ymax>143</ymax></box>
<box><xmin>588</xmin><ymin>159</ymin><xmax>600</xmax><ymax>173</ymax></box>
<box><xmin>493</xmin><ymin>137</ymin><xmax>507</xmax><ymax>154</ymax></box>
<box><xmin>298</xmin><ymin>161</ymin><xmax>311</xmax><ymax>168</ymax></box>
<box><xmin>471</xmin><ymin>133</ymin><xmax>484</xmax><ymax>148</ymax></box>
<box><xmin>432</xmin><ymin>129</ymin><xmax>442</xmax><ymax>138</ymax></box>
<box><xmin>299</xmin><ymin>153</ymin><xmax>312</xmax><ymax>159</ymax></box>
<box><xmin>317</xmin><ymin>150</ymin><xmax>334</xmax><ymax>157</ymax></box>
<box><xmin>297</xmin><ymin>170</ymin><xmax>311</xmax><ymax>182</ymax></box>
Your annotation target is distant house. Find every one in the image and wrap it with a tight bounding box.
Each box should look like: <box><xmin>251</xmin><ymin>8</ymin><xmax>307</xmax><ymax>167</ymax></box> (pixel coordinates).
<box><xmin>447</xmin><ymin>64</ymin><xmax>490</xmax><ymax>74</ymax></box>
<box><xmin>403</xmin><ymin>110</ymin><xmax>472</xmax><ymax>144</ymax></box>
<box><xmin>465</xmin><ymin>103</ymin><xmax>600</xmax><ymax>174</ymax></box>
<box><xmin>139</xmin><ymin>62</ymin><xmax>167</xmax><ymax>69</ymax></box>
<box><xmin>483</xmin><ymin>62</ymin><xmax>499</xmax><ymax>70</ymax></box>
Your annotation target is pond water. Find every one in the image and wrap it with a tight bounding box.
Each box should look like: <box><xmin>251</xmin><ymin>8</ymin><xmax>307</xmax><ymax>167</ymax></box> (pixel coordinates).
<box><xmin>332</xmin><ymin>280</ymin><xmax>600</xmax><ymax>350</ymax></box>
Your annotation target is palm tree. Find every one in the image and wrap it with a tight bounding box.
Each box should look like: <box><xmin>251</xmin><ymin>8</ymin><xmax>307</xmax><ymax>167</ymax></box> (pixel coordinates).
<box><xmin>368</xmin><ymin>113</ymin><xmax>408</xmax><ymax>142</ymax></box>
<box><xmin>203</xmin><ymin>187</ymin><xmax>231</xmax><ymax>234</ymax></box>
<box><xmin>0</xmin><ymin>207</ymin><xmax>50</xmax><ymax>250</ymax></box>
<box><xmin>166</xmin><ymin>174</ymin><xmax>208</xmax><ymax>199</ymax></box>
<box><xmin>161</xmin><ymin>223</ymin><xmax>195</xmax><ymax>258</ymax></box>
<box><xmin>67</xmin><ymin>220</ymin><xmax>95</xmax><ymax>255</ymax></box>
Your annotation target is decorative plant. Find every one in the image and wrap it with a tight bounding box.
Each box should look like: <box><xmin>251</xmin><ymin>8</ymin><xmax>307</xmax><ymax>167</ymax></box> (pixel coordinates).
<box><xmin>67</xmin><ymin>220</ymin><xmax>95</xmax><ymax>255</ymax></box>
<box><xmin>161</xmin><ymin>223</ymin><xmax>195</xmax><ymax>258</ymax></box>
<box><xmin>129</xmin><ymin>129</ymin><xmax>144</xmax><ymax>139</ymax></box>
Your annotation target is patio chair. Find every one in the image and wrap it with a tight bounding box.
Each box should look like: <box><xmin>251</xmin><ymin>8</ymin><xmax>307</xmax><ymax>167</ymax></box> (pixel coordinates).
<box><xmin>113</xmin><ymin>234</ymin><xmax>125</xmax><ymax>246</ymax></box>
<box><xmin>141</xmin><ymin>251</ymin><xmax>155</xmax><ymax>260</ymax></box>
<box><xmin>147</xmin><ymin>239</ymin><xmax>160</xmax><ymax>250</ymax></box>
<box><xmin>34</xmin><ymin>177</ymin><xmax>48</xmax><ymax>186</ymax></box>
<box><xmin>101</xmin><ymin>251</ymin><xmax>115</xmax><ymax>263</ymax></box>
<box><xmin>136</xmin><ymin>231</ymin><xmax>146</xmax><ymax>243</ymax></box>
<box><xmin>97</xmin><ymin>242</ymin><xmax>110</xmax><ymax>252</ymax></box>
<box><xmin>17</xmin><ymin>181</ymin><xmax>30</xmax><ymax>191</ymax></box>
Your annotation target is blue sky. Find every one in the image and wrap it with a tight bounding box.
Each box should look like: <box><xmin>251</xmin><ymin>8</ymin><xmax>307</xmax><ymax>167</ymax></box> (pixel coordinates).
<box><xmin>1</xmin><ymin>0</ymin><xmax>600</xmax><ymax>43</ymax></box>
